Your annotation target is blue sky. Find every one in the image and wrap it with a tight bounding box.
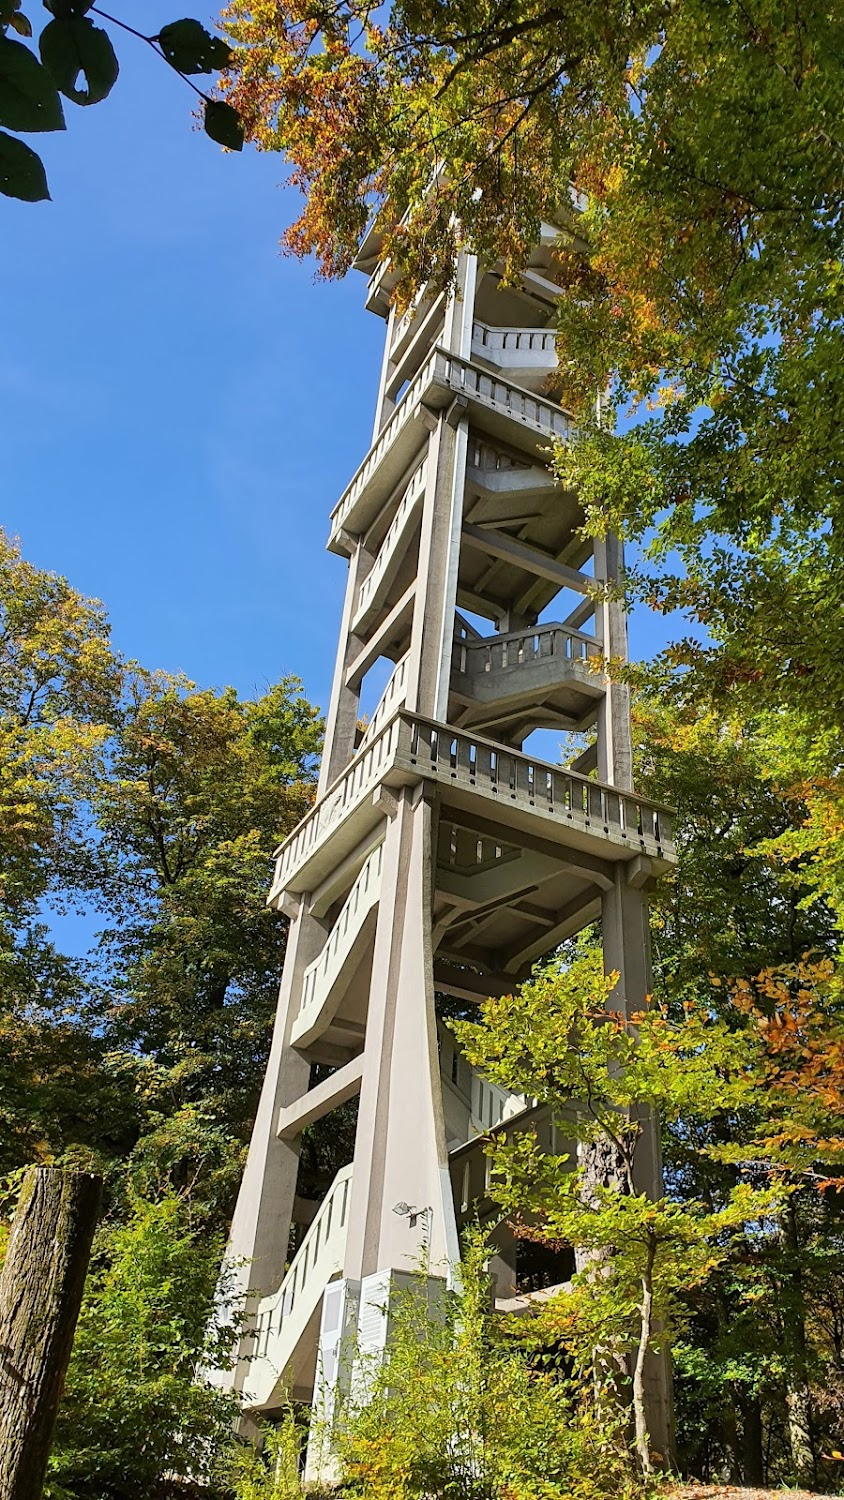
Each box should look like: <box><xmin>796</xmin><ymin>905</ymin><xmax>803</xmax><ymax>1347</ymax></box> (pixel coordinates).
<box><xmin>4</xmin><ymin>4</ymin><xmax>671</xmax><ymax>720</ymax></box>
<box><xmin>3</xmin><ymin>2</ymin><xmax>385</xmax><ymax>716</ymax></box>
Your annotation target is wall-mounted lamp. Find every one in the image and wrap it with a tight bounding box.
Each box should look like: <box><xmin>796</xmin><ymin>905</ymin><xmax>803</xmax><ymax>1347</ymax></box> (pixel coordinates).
<box><xmin>392</xmin><ymin>1201</ymin><xmax>429</xmax><ymax>1229</ymax></box>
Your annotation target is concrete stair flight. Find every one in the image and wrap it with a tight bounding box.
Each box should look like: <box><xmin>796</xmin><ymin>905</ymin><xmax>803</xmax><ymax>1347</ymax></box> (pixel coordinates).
<box><xmin>358</xmin><ymin>654</ymin><xmax>409</xmax><ymax>751</ymax></box>
<box><xmin>291</xmin><ymin>844</ymin><xmax>384</xmax><ymax>1049</ymax></box>
<box><xmin>244</xmin><ymin>1165</ymin><xmax>354</xmax><ymax>1411</ymax></box>
<box><xmin>352</xmin><ymin>463</ymin><xmax>426</xmax><ymax>634</ymax></box>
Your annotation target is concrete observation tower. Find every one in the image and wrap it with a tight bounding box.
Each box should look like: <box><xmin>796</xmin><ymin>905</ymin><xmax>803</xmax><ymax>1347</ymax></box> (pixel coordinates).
<box><xmin>218</xmin><ymin>228</ymin><xmax>676</xmax><ymax>1459</ymax></box>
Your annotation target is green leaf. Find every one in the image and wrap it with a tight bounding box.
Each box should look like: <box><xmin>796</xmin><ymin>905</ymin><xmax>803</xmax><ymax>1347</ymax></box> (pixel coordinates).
<box><xmin>43</xmin><ymin>0</ymin><xmax>95</xmax><ymax>14</ymax></box>
<box><xmin>9</xmin><ymin>12</ymin><xmax>32</xmax><ymax>35</ymax></box>
<box><xmin>0</xmin><ymin>127</ymin><xmax>49</xmax><ymax>198</ymax></box>
<box><xmin>0</xmin><ymin>35</ymin><xmax>64</xmax><ymax>131</ymax></box>
<box><xmin>39</xmin><ymin>15</ymin><xmax>118</xmax><ymax>104</ymax></box>
<box><xmin>157</xmin><ymin>19</ymin><xmax>230</xmax><ymax>75</ymax></box>
<box><xmin>203</xmin><ymin>98</ymin><xmax>242</xmax><ymax>151</ymax></box>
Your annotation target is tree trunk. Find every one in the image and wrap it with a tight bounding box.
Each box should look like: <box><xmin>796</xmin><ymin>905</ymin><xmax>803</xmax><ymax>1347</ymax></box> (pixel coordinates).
<box><xmin>782</xmin><ymin>1199</ymin><xmax>817</xmax><ymax>1488</ymax></box>
<box><xmin>631</xmin><ymin>1235</ymin><xmax>656</xmax><ymax>1476</ymax></box>
<box><xmin>0</xmin><ymin>1167</ymin><xmax>102</xmax><ymax>1500</ymax></box>
<box><xmin>713</xmin><ymin>1291</ymin><xmax>741</xmax><ymax>1483</ymax></box>
<box><xmin>786</xmin><ymin>1382</ymin><xmax>816</xmax><ymax>1488</ymax></box>
<box><xmin>740</xmin><ymin>1395</ymin><xmax>765</xmax><ymax>1486</ymax></box>
<box><xmin>575</xmin><ymin>1133</ymin><xmax>632</xmax><ymax>1412</ymax></box>
<box><xmin>721</xmin><ymin>1396</ymin><xmax>741</xmax><ymax>1485</ymax></box>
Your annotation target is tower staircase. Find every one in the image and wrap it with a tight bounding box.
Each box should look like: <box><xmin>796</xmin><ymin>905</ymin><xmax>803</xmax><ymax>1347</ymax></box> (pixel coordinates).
<box><xmin>215</xmin><ymin>223</ymin><xmax>676</xmax><ymax>1463</ymax></box>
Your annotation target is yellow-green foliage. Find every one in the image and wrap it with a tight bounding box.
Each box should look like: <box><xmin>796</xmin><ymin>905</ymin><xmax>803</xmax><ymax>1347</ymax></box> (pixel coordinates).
<box><xmin>328</xmin><ymin>1231</ymin><xmax>647</xmax><ymax>1500</ymax></box>
<box><xmin>227</xmin><ymin>1411</ymin><xmax>305</xmax><ymax>1500</ymax></box>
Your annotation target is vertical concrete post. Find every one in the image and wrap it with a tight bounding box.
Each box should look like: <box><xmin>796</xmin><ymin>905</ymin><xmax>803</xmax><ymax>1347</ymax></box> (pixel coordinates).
<box><xmin>343</xmin><ymin>788</ymin><xmax>459</xmax><ymax>1284</ymax></box>
<box><xmin>220</xmin><ymin>898</ymin><xmax>324</xmax><ymax>1389</ymax></box>
<box><xmin>594</xmin><ymin>533</ymin><xmax>674</xmax><ymax>1462</ymax></box>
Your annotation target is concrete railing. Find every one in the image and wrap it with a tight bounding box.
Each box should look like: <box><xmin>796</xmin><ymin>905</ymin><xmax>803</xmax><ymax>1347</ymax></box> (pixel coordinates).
<box><xmin>329</xmin><ymin>350</ymin><xmax>440</xmax><ymax>543</ymax></box>
<box><xmin>454</xmin><ymin>621</ymin><xmax>601</xmax><ymax>677</ymax></box>
<box><xmin>352</xmin><ymin>462</ymin><xmax>426</xmax><ymax>633</ymax></box>
<box><xmin>389</xmin><ymin>288</ymin><xmax>440</xmax><ymax>359</ymax></box>
<box><xmin>438</xmin><ymin>822</ymin><xmax>517</xmax><ymax>875</ymax></box>
<box><xmin>439</xmin><ymin>1019</ymin><xmax>527</xmax><ymax>1140</ymax></box>
<box><xmin>437</xmin><ymin>349</ymin><xmax>572</xmax><ymax>443</ymax></box>
<box><xmin>471</xmin><ymin>322</ymin><xmax>557</xmax><ymax>355</ymax></box>
<box><xmin>245</xmin><ymin>1165</ymin><xmax>354</xmax><ymax>1411</ymax></box>
<box><xmin>291</xmin><ymin>844</ymin><xmax>383</xmax><ymax>1048</ymax></box>
<box><xmin>358</xmin><ymin>654</ymin><xmax>409</xmax><ymax>751</ymax></box>
<box><xmin>470</xmin><ymin>322</ymin><xmax>558</xmax><ymax>376</ymax></box>
<box><xmin>470</xmin><ymin>1073</ymin><xmax>527</xmax><ymax>1135</ymax></box>
<box><xmin>271</xmin><ymin>715</ymin><xmax>403</xmax><ymax>896</ymax></box>
<box><xmin>271</xmin><ymin>712</ymin><xmax>674</xmax><ymax>897</ymax></box>
<box><xmin>328</xmin><ymin>347</ymin><xmax>574</xmax><ymax>548</ymax></box>
<box><xmin>402</xmin><ymin>714</ymin><xmax>673</xmax><ymax>850</ymax></box>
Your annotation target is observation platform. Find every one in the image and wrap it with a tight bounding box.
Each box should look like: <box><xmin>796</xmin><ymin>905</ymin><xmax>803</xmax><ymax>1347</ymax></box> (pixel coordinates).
<box><xmin>327</xmin><ymin>347</ymin><xmax>573</xmax><ymax>555</ymax></box>
<box><xmin>269</xmin><ymin>710</ymin><xmax>674</xmax><ymax>907</ymax></box>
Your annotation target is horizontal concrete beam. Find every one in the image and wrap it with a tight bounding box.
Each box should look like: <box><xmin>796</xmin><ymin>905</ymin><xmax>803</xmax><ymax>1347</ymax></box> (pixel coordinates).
<box><xmin>563</xmin><ymin>596</ymin><xmax>599</xmax><ymax>632</ymax></box>
<box><xmin>432</xmin><ymin>962</ymin><xmax>516</xmax><ymax>1004</ymax></box>
<box><xmin>503</xmin><ymin>891</ymin><xmax>602</xmax><ymax>973</ymax></box>
<box><xmin>345</xmin><ymin>582</ymin><xmax>416</xmax><ymax>690</ymax></box>
<box><xmin>277</xmin><ymin>1054</ymin><xmax>364</xmax><ymax>1140</ymax></box>
<box><xmin>440</xmin><ymin>804</ymin><xmax>615</xmax><ymax>892</ymax></box>
<box><xmin>461</xmin><ymin>523</ymin><xmax>592</xmax><ymax>595</ymax></box>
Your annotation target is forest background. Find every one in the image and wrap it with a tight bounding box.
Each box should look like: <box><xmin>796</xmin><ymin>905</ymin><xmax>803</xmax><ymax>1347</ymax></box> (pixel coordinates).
<box><xmin>3</xmin><ymin>0</ymin><xmax>844</xmax><ymax>1497</ymax></box>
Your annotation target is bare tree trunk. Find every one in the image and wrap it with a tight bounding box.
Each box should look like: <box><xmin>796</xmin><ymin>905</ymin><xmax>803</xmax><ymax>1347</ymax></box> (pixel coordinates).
<box><xmin>0</xmin><ymin>1167</ymin><xmax>102</xmax><ymax>1500</ymax></box>
<box><xmin>786</xmin><ymin>1383</ymin><xmax>815</xmax><ymax>1487</ymax></box>
<box><xmin>782</xmin><ymin>1199</ymin><xmax>817</xmax><ymax>1488</ymax></box>
<box><xmin>632</xmin><ymin>1235</ymin><xmax>656</xmax><ymax>1476</ymax></box>
<box><xmin>739</xmin><ymin>1395</ymin><xmax>765</xmax><ymax>1487</ymax></box>
<box><xmin>576</xmin><ymin>1133</ymin><xmax>632</xmax><ymax>1413</ymax></box>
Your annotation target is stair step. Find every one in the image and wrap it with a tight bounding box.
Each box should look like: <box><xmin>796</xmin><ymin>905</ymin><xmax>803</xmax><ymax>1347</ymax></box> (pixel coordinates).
<box><xmin>244</xmin><ymin>1165</ymin><xmax>354</xmax><ymax>1411</ymax></box>
<box><xmin>291</xmin><ymin>844</ymin><xmax>384</xmax><ymax>1048</ymax></box>
<box><xmin>352</xmin><ymin>462</ymin><xmax>426</xmax><ymax>634</ymax></box>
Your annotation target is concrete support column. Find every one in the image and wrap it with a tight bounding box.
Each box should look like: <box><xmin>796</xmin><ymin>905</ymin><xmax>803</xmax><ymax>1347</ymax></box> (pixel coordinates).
<box><xmin>601</xmin><ymin>868</ymin><xmax>651</xmax><ymax>1020</ymax></box>
<box><xmin>343</xmin><ymin>787</ymin><xmax>459</xmax><ymax>1284</ymax></box>
<box><xmin>594</xmin><ymin>533</ymin><xmax>633</xmax><ymax>792</ymax></box>
<box><xmin>594</xmin><ymin>537</ymin><xmax>673</xmax><ymax>1461</ymax></box>
<box><xmin>602</xmin><ymin>847</ymin><xmax>674</xmax><ymax>1463</ymax></box>
<box><xmin>408</xmin><ymin>249</ymin><xmax>475</xmax><ymax>720</ymax></box>
<box><xmin>405</xmin><ymin>414</ymin><xmax>468</xmax><ymax>720</ymax></box>
<box><xmin>222</xmin><ymin>899</ymin><xmax>325</xmax><ymax>1389</ymax></box>
<box><xmin>443</xmin><ymin>250</ymin><xmax>478</xmax><ymax>358</ymax></box>
<box><xmin>318</xmin><ymin>540</ymin><xmax>371</xmax><ymax>796</ymax></box>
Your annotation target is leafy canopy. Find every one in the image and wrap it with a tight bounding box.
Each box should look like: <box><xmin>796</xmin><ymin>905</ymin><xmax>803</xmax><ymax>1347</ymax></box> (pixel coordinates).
<box><xmin>0</xmin><ymin>0</ymin><xmax>243</xmax><ymax>201</ymax></box>
<box><xmin>220</xmin><ymin>1</ymin><xmax>844</xmax><ymax>817</ymax></box>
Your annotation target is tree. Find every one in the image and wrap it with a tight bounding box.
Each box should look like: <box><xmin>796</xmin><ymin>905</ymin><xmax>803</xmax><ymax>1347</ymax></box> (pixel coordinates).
<box><xmin>452</xmin><ymin>950</ymin><xmax>791</xmax><ymax>1473</ymax></box>
<box><xmin>220</xmin><ymin>0</ymin><xmax>844</xmax><ymax>857</ymax></box>
<box><xmin>452</xmin><ymin>942</ymin><xmax>844</xmax><ymax>1477</ymax></box>
<box><xmin>0</xmin><ymin>525</ymin><xmax>324</xmax><ymax>1207</ymax></box>
<box><xmin>0</xmin><ymin>1167</ymin><xmax>101</xmax><ymax>1500</ymax></box>
<box><xmin>631</xmin><ymin>696</ymin><xmax>837</xmax><ymax>997</ymax></box>
<box><xmin>46</xmin><ymin>1188</ymin><xmax>239</xmax><ymax>1500</ymax></box>
<box><xmin>0</xmin><ymin>529</ymin><xmax>115</xmax><ymax>929</ymax></box>
<box><xmin>630</xmin><ymin>697</ymin><xmax>844</xmax><ymax>1484</ymax></box>
<box><xmin>322</xmin><ymin>1231</ymin><xmax>642</xmax><ymax>1500</ymax></box>
<box><xmin>0</xmin><ymin>533</ymin><xmax>326</xmax><ymax>1492</ymax></box>
<box><xmin>91</xmin><ymin>667</ymin><xmax>322</xmax><ymax>1218</ymax></box>
<box><xmin>0</xmin><ymin>0</ymin><xmax>243</xmax><ymax>202</ymax></box>
<box><xmin>0</xmin><ymin>530</ymin><xmax>131</xmax><ymax>1177</ymax></box>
